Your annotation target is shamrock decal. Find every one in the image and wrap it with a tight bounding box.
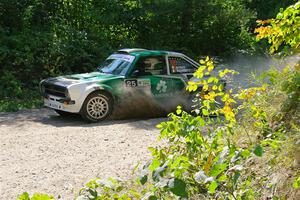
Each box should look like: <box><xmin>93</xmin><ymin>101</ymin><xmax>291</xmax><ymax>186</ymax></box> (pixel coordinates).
<box><xmin>156</xmin><ymin>80</ymin><xmax>167</xmax><ymax>93</ymax></box>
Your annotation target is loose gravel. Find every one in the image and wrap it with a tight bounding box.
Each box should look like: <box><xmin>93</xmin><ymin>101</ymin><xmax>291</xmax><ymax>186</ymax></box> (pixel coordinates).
<box><xmin>0</xmin><ymin>109</ymin><xmax>165</xmax><ymax>200</ymax></box>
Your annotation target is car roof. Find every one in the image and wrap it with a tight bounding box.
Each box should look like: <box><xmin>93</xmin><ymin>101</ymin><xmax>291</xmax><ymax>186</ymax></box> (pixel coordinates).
<box><xmin>117</xmin><ymin>48</ymin><xmax>184</xmax><ymax>57</ymax></box>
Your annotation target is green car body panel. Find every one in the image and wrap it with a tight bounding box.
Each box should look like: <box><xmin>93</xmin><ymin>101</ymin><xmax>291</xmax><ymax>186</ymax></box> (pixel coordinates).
<box><xmin>40</xmin><ymin>48</ymin><xmax>224</xmax><ymax>121</ymax></box>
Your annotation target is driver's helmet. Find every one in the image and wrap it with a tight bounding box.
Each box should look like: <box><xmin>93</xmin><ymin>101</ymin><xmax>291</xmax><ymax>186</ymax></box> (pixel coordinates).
<box><xmin>140</xmin><ymin>60</ymin><xmax>151</xmax><ymax>71</ymax></box>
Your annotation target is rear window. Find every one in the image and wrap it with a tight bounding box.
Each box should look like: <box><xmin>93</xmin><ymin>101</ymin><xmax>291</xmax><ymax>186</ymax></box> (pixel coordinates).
<box><xmin>168</xmin><ymin>57</ymin><xmax>197</xmax><ymax>74</ymax></box>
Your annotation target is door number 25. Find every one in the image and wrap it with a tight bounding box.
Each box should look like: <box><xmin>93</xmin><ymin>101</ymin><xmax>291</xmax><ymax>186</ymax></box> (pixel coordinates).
<box><xmin>125</xmin><ymin>80</ymin><xmax>138</xmax><ymax>87</ymax></box>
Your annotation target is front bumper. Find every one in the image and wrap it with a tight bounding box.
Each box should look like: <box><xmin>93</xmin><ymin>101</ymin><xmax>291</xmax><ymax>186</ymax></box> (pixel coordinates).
<box><xmin>44</xmin><ymin>95</ymin><xmax>77</xmax><ymax>113</ymax></box>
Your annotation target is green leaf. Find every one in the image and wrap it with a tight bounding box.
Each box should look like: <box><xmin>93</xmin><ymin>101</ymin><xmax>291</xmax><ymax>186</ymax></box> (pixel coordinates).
<box><xmin>152</xmin><ymin>166</ymin><xmax>166</xmax><ymax>181</ymax></box>
<box><xmin>196</xmin><ymin>116</ymin><xmax>205</xmax><ymax>126</ymax></box>
<box><xmin>17</xmin><ymin>192</ymin><xmax>30</xmax><ymax>200</ymax></box>
<box><xmin>219</xmin><ymin>71</ymin><xmax>225</xmax><ymax>78</ymax></box>
<box><xmin>194</xmin><ymin>71</ymin><xmax>204</xmax><ymax>78</ymax></box>
<box><xmin>202</xmin><ymin>109</ymin><xmax>209</xmax><ymax>116</ymax></box>
<box><xmin>142</xmin><ymin>192</ymin><xmax>157</xmax><ymax>200</ymax></box>
<box><xmin>176</xmin><ymin>106</ymin><xmax>182</xmax><ymax>115</ymax></box>
<box><xmin>233</xmin><ymin>172</ymin><xmax>240</xmax><ymax>186</ymax></box>
<box><xmin>208</xmin><ymin>77</ymin><xmax>215</xmax><ymax>83</ymax></box>
<box><xmin>209</xmin><ymin>163</ymin><xmax>228</xmax><ymax>177</ymax></box>
<box><xmin>140</xmin><ymin>175</ymin><xmax>147</xmax><ymax>185</ymax></box>
<box><xmin>149</xmin><ymin>159</ymin><xmax>160</xmax><ymax>171</ymax></box>
<box><xmin>208</xmin><ymin>181</ymin><xmax>218</xmax><ymax>194</ymax></box>
<box><xmin>149</xmin><ymin>196</ymin><xmax>158</xmax><ymax>200</ymax></box>
<box><xmin>218</xmin><ymin>174</ymin><xmax>227</xmax><ymax>182</ymax></box>
<box><xmin>240</xmin><ymin>149</ymin><xmax>251</xmax><ymax>158</ymax></box>
<box><xmin>293</xmin><ymin>176</ymin><xmax>300</xmax><ymax>189</ymax></box>
<box><xmin>139</xmin><ymin>169</ymin><xmax>148</xmax><ymax>185</ymax></box>
<box><xmin>253</xmin><ymin>144</ymin><xmax>263</xmax><ymax>157</ymax></box>
<box><xmin>31</xmin><ymin>193</ymin><xmax>55</xmax><ymax>200</ymax></box>
<box><xmin>86</xmin><ymin>179</ymin><xmax>99</xmax><ymax>189</ymax></box>
<box><xmin>168</xmin><ymin>178</ymin><xmax>188</xmax><ymax>197</ymax></box>
<box><xmin>200</xmin><ymin>59</ymin><xmax>205</xmax><ymax>64</ymax></box>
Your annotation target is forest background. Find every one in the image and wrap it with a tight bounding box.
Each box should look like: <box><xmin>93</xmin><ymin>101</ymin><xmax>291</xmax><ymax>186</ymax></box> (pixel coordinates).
<box><xmin>0</xmin><ymin>0</ymin><xmax>297</xmax><ymax>111</ymax></box>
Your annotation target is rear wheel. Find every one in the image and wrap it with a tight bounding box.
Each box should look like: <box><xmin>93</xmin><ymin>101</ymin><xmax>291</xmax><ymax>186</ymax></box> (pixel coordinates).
<box><xmin>80</xmin><ymin>92</ymin><xmax>113</xmax><ymax>122</ymax></box>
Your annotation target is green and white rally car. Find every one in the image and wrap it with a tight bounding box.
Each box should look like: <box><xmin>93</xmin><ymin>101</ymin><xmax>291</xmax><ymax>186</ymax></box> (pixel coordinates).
<box><xmin>40</xmin><ymin>48</ymin><xmax>224</xmax><ymax>122</ymax></box>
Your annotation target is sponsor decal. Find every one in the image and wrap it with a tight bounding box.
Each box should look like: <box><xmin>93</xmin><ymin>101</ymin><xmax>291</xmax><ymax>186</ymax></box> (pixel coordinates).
<box><xmin>108</xmin><ymin>54</ymin><xmax>135</xmax><ymax>62</ymax></box>
<box><xmin>156</xmin><ymin>80</ymin><xmax>167</xmax><ymax>93</ymax></box>
<box><xmin>137</xmin><ymin>79</ymin><xmax>151</xmax><ymax>87</ymax></box>
<box><xmin>125</xmin><ymin>79</ymin><xmax>151</xmax><ymax>88</ymax></box>
<box><xmin>169</xmin><ymin>57</ymin><xmax>196</xmax><ymax>74</ymax></box>
<box><xmin>153</xmin><ymin>93</ymin><xmax>172</xmax><ymax>97</ymax></box>
<box><xmin>170</xmin><ymin>59</ymin><xmax>177</xmax><ymax>73</ymax></box>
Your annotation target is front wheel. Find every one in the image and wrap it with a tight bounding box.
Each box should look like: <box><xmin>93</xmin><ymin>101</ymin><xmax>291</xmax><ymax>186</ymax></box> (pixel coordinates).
<box><xmin>80</xmin><ymin>92</ymin><xmax>113</xmax><ymax>122</ymax></box>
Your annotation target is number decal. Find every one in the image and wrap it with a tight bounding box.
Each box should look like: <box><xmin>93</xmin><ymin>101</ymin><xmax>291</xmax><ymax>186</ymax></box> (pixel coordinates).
<box><xmin>125</xmin><ymin>80</ymin><xmax>138</xmax><ymax>87</ymax></box>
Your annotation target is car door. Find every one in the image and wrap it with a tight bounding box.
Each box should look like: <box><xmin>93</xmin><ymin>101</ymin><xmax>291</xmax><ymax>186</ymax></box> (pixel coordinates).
<box><xmin>167</xmin><ymin>55</ymin><xmax>198</xmax><ymax>94</ymax></box>
<box><xmin>165</xmin><ymin>55</ymin><xmax>199</xmax><ymax>109</ymax></box>
<box><xmin>124</xmin><ymin>55</ymin><xmax>173</xmax><ymax>106</ymax></box>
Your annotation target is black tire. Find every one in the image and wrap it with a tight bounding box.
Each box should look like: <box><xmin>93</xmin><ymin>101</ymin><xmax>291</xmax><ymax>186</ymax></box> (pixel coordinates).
<box><xmin>55</xmin><ymin>109</ymin><xmax>72</xmax><ymax>117</ymax></box>
<box><xmin>80</xmin><ymin>91</ymin><xmax>113</xmax><ymax>122</ymax></box>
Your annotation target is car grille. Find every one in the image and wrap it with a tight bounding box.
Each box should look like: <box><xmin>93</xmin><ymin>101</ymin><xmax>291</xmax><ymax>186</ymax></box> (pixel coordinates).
<box><xmin>42</xmin><ymin>83</ymin><xmax>67</xmax><ymax>98</ymax></box>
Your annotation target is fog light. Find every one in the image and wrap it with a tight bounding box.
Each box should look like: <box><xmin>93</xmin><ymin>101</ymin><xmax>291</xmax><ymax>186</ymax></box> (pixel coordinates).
<box><xmin>63</xmin><ymin>100</ymin><xmax>75</xmax><ymax>105</ymax></box>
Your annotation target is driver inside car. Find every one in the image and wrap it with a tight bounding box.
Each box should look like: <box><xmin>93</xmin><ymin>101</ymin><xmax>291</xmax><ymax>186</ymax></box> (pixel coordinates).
<box><xmin>136</xmin><ymin>59</ymin><xmax>152</xmax><ymax>76</ymax></box>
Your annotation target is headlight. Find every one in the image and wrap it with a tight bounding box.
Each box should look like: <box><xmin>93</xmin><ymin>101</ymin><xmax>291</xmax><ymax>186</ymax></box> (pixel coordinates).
<box><xmin>65</xmin><ymin>89</ymin><xmax>70</xmax><ymax>99</ymax></box>
<box><xmin>39</xmin><ymin>80</ymin><xmax>45</xmax><ymax>94</ymax></box>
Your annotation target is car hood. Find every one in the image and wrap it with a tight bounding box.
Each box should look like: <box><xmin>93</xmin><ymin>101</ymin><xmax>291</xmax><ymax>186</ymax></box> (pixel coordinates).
<box><xmin>44</xmin><ymin>72</ymin><xmax>121</xmax><ymax>87</ymax></box>
<box><xmin>64</xmin><ymin>72</ymin><xmax>120</xmax><ymax>81</ymax></box>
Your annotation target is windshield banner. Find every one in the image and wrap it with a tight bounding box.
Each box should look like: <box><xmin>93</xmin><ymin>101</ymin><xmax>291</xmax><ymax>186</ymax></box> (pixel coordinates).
<box><xmin>108</xmin><ymin>54</ymin><xmax>135</xmax><ymax>63</ymax></box>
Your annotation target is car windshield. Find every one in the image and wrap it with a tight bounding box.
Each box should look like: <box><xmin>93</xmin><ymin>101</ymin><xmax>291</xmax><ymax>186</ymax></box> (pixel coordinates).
<box><xmin>97</xmin><ymin>54</ymin><xmax>135</xmax><ymax>76</ymax></box>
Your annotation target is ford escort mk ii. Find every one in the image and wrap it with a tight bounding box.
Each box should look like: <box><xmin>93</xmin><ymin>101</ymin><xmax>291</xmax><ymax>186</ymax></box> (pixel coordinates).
<box><xmin>40</xmin><ymin>49</ymin><xmax>223</xmax><ymax>122</ymax></box>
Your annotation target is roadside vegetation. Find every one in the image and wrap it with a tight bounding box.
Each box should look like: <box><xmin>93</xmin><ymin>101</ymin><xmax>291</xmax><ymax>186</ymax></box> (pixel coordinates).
<box><xmin>17</xmin><ymin>1</ymin><xmax>299</xmax><ymax>199</ymax></box>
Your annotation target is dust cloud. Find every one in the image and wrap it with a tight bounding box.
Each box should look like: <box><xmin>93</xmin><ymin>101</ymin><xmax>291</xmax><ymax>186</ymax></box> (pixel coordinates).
<box><xmin>219</xmin><ymin>54</ymin><xmax>300</xmax><ymax>90</ymax></box>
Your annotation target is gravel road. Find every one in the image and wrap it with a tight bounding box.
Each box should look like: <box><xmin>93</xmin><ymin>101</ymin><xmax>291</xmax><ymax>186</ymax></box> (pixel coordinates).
<box><xmin>0</xmin><ymin>109</ymin><xmax>165</xmax><ymax>200</ymax></box>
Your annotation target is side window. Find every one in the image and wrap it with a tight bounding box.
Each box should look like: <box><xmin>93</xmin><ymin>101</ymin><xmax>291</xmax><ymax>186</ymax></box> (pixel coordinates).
<box><xmin>136</xmin><ymin>56</ymin><xmax>167</xmax><ymax>75</ymax></box>
<box><xmin>168</xmin><ymin>57</ymin><xmax>197</xmax><ymax>74</ymax></box>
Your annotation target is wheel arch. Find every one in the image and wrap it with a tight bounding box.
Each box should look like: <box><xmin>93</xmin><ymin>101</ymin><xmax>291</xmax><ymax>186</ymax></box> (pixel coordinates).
<box><xmin>86</xmin><ymin>89</ymin><xmax>115</xmax><ymax>104</ymax></box>
<box><xmin>82</xmin><ymin>89</ymin><xmax>115</xmax><ymax>113</ymax></box>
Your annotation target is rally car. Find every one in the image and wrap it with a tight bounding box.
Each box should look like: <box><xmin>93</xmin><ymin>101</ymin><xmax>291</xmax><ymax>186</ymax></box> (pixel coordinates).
<box><xmin>40</xmin><ymin>48</ymin><xmax>224</xmax><ymax>122</ymax></box>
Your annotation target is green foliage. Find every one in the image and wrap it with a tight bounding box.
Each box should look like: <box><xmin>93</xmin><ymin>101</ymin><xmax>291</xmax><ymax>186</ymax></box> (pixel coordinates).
<box><xmin>77</xmin><ymin>178</ymin><xmax>142</xmax><ymax>199</ymax></box>
<box><xmin>17</xmin><ymin>192</ymin><xmax>55</xmax><ymax>200</ymax></box>
<box><xmin>293</xmin><ymin>176</ymin><xmax>300</xmax><ymax>189</ymax></box>
<box><xmin>0</xmin><ymin>95</ymin><xmax>42</xmax><ymax>112</ymax></box>
<box><xmin>255</xmin><ymin>1</ymin><xmax>300</xmax><ymax>127</ymax></box>
<box><xmin>246</xmin><ymin>0</ymin><xmax>297</xmax><ymax>21</ymax></box>
<box><xmin>280</xmin><ymin>65</ymin><xmax>300</xmax><ymax>116</ymax></box>
<box><xmin>253</xmin><ymin>144</ymin><xmax>263</xmax><ymax>157</ymax></box>
<box><xmin>0</xmin><ymin>70</ymin><xmax>42</xmax><ymax>112</ymax></box>
<box><xmin>255</xmin><ymin>1</ymin><xmax>300</xmax><ymax>53</ymax></box>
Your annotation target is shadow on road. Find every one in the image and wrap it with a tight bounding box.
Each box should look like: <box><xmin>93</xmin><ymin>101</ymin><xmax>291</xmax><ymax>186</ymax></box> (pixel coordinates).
<box><xmin>0</xmin><ymin>108</ymin><xmax>166</xmax><ymax>130</ymax></box>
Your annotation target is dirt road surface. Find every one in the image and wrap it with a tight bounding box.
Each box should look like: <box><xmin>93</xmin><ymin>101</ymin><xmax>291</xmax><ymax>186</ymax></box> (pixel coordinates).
<box><xmin>0</xmin><ymin>109</ymin><xmax>165</xmax><ymax>200</ymax></box>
